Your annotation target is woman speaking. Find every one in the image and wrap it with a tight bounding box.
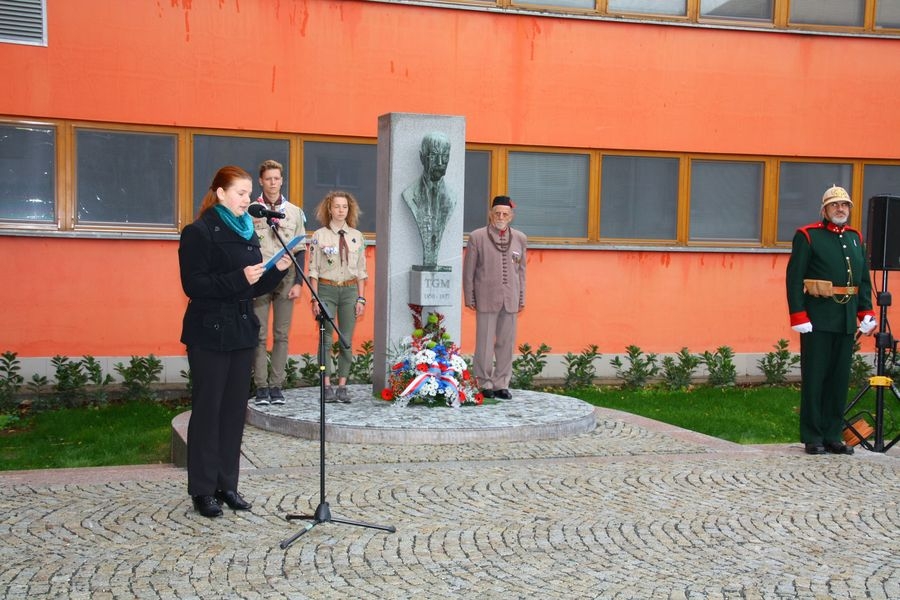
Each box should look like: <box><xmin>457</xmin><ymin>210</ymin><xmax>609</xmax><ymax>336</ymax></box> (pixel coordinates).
<box><xmin>178</xmin><ymin>165</ymin><xmax>292</xmax><ymax>518</ymax></box>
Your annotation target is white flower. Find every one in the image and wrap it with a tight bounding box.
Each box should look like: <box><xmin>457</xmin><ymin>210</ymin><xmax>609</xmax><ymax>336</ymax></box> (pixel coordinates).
<box><xmin>450</xmin><ymin>355</ymin><xmax>467</xmax><ymax>374</ymax></box>
<box><xmin>421</xmin><ymin>378</ymin><xmax>439</xmax><ymax>396</ymax></box>
<box><xmin>414</xmin><ymin>349</ymin><xmax>437</xmax><ymax>365</ymax></box>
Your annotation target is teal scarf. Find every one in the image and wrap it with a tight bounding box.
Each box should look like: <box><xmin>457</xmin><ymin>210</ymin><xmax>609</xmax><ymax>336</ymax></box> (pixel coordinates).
<box><xmin>214</xmin><ymin>205</ymin><xmax>255</xmax><ymax>240</ymax></box>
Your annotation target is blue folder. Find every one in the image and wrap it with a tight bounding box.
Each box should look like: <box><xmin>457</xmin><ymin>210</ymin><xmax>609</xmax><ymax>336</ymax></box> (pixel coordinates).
<box><xmin>264</xmin><ymin>235</ymin><xmax>305</xmax><ymax>271</ymax></box>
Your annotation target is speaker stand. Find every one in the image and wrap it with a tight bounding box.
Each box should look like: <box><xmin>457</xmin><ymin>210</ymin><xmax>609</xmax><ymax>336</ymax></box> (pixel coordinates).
<box><xmin>844</xmin><ymin>274</ymin><xmax>900</xmax><ymax>452</ymax></box>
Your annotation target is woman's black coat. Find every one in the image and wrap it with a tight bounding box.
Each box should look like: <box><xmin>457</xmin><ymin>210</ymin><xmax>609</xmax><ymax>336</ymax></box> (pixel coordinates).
<box><xmin>179</xmin><ymin>208</ymin><xmax>287</xmax><ymax>351</ymax></box>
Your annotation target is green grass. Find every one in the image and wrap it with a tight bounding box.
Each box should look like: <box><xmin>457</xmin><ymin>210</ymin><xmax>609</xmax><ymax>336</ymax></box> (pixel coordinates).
<box><xmin>567</xmin><ymin>385</ymin><xmax>894</xmax><ymax>445</ymax></box>
<box><xmin>0</xmin><ymin>400</ymin><xmax>188</xmax><ymax>471</ymax></box>
<box><xmin>1</xmin><ymin>386</ymin><xmax>896</xmax><ymax>470</ymax></box>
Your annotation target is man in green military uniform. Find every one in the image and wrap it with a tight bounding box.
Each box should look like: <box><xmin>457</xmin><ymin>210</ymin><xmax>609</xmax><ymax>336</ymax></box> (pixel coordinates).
<box><xmin>786</xmin><ymin>185</ymin><xmax>878</xmax><ymax>455</ymax></box>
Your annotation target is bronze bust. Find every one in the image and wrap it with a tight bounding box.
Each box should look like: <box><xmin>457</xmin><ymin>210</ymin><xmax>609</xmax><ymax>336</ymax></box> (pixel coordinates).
<box><xmin>402</xmin><ymin>132</ymin><xmax>455</xmax><ymax>267</ymax></box>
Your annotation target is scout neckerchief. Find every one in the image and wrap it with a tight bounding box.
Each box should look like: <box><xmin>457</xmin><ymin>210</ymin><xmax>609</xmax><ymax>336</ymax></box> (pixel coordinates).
<box><xmin>337</xmin><ymin>229</ymin><xmax>349</xmax><ymax>265</ymax></box>
<box><xmin>256</xmin><ymin>194</ymin><xmax>284</xmax><ymax>228</ymax></box>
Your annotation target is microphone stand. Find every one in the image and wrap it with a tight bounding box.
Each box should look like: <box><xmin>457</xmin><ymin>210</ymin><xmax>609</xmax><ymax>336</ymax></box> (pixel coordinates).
<box><xmin>844</xmin><ymin>270</ymin><xmax>900</xmax><ymax>452</ymax></box>
<box><xmin>262</xmin><ymin>217</ymin><xmax>395</xmax><ymax>550</ymax></box>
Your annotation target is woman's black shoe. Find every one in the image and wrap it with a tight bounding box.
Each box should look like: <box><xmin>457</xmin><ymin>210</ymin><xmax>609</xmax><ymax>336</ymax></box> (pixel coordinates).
<box><xmin>215</xmin><ymin>490</ymin><xmax>252</xmax><ymax>510</ymax></box>
<box><xmin>192</xmin><ymin>495</ymin><xmax>223</xmax><ymax>518</ymax></box>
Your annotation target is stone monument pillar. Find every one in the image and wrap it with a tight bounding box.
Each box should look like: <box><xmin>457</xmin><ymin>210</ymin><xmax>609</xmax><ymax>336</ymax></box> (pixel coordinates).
<box><xmin>373</xmin><ymin>113</ymin><xmax>466</xmax><ymax>394</ymax></box>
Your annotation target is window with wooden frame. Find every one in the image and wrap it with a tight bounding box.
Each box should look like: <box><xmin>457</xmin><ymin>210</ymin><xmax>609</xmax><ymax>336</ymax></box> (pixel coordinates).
<box><xmin>689</xmin><ymin>159</ymin><xmax>765</xmax><ymax>244</ymax></box>
<box><xmin>876</xmin><ymin>1</ymin><xmax>900</xmax><ymax>29</ymax></box>
<box><xmin>523</xmin><ymin>0</ymin><xmax>597</xmax><ymax>10</ymax></box>
<box><xmin>192</xmin><ymin>133</ymin><xmax>292</xmax><ymax>220</ymax></box>
<box><xmin>302</xmin><ymin>138</ymin><xmax>378</xmax><ymax>233</ymax></box>
<box><xmin>700</xmin><ymin>0</ymin><xmax>774</xmax><ymax>23</ymax></box>
<box><xmin>74</xmin><ymin>127</ymin><xmax>178</xmax><ymax>229</ymax></box>
<box><xmin>600</xmin><ymin>153</ymin><xmax>679</xmax><ymax>242</ymax></box>
<box><xmin>508</xmin><ymin>150</ymin><xmax>591</xmax><ymax>240</ymax></box>
<box><xmin>788</xmin><ymin>0</ymin><xmax>866</xmax><ymax>28</ymax></box>
<box><xmin>0</xmin><ymin>121</ymin><xmax>56</xmax><ymax>226</ymax></box>
<box><xmin>463</xmin><ymin>148</ymin><xmax>493</xmax><ymax>234</ymax></box>
<box><xmin>606</xmin><ymin>0</ymin><xmax>687</xmax><ymax>17</ymax></box>
<box><xmin>776</xmin><ymin>160</ymin><xmax>853</xmax><ymax>243</ymax></box>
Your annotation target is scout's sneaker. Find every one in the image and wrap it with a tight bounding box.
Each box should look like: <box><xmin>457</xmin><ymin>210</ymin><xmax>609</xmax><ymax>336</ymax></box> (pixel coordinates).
<box><xmin>336</xmin><ymin>386</ymin><xmax>351</xmax><ymax>404</ymax></box>
<box><xmin>324</xmin><ymin>386</ymin><xmax>338</xmax><ymax>403</ymax></box>
<box><xmin>254</xmin><ymin>387</ymin><xmax>270</xmax><ymax>406</ymax></box>
<box><xmin>269</xmin><ymin>387</ymin><xmax>285</xmax><ymax>405</ymax></box>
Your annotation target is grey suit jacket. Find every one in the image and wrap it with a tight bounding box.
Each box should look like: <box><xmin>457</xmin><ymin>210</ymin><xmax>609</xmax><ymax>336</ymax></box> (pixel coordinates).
<box><xmin>462</xmin><ymin>225</ymin><xmax>527</xmax><ymax>313</ymax></box>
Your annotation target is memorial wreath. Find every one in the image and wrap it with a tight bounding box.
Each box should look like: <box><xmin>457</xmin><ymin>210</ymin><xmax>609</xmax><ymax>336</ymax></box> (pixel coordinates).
<box><xmin>381</xmin><ymin>305</ymin><xmax>483</xmax><ymax>407</ymax></box>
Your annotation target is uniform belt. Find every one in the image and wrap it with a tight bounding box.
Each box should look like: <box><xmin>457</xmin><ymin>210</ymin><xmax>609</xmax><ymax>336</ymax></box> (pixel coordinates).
<box><xmin>833</xmin><ymin>286</ymin><xmax>858</xmax><ymax>295</ymax></box>
<box><xmin>318</xmin><ymin>277</ymin><xmax>358</xmax><ymax>287</ymax></box>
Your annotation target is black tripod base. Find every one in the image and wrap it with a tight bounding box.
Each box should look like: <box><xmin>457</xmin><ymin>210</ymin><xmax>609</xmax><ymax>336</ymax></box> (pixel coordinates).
<box><xmin>843</xmin><ymin>283</ymin><xmax>899</xmax><ymax>453</ymax></box>
<box><xmin>279</xmin><ymin>501</ymin><xmax>396</xmax><ymax>549</ymax></box>
<box><xmin>844</xmin><ymin>377</ymin><xmax>900</xmax><ymax>453</ymax></box>
<box><xmin>845</xmin><ymin>386</ymin><xmax>900</xmax><ymax>453</ymax></box>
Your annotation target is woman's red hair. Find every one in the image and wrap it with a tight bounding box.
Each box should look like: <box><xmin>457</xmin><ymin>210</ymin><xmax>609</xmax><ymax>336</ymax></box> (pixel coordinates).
<box><xmin>197</xmin><ymin>165</ymin><xmax>253</xmax><ymax>217</ymax></box>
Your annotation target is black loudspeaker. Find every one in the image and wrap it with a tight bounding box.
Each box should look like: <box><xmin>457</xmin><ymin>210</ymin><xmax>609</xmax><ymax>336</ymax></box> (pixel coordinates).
<box><xmin>867</xmin><ymin>194</ymin><xmax>900</xmax><ymax>271</ymax></box>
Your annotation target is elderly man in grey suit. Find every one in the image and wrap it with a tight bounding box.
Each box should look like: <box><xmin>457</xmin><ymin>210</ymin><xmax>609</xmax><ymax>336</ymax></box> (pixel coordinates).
<box><xmin>463</xmin><ymin>196</ymin><xmax>527</xmax><ymax>400</ymax></box>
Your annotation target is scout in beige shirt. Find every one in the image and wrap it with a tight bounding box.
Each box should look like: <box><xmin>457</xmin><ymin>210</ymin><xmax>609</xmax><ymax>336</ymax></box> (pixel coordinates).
<box><xmin>308</xmin><ymin>190</ymin><xmax>368</xmax><ymax>403</ymax></box>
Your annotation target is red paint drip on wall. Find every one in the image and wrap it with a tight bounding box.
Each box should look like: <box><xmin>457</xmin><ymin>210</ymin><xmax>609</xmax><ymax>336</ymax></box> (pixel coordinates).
<box><xmin>292</xmin><ymin>1</ymin><xmax>309</xmax><ymax>36</ymax></box>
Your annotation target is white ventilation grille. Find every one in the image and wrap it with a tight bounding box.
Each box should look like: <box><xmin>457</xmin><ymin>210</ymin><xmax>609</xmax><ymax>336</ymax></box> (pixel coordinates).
<box><xmin>0</xmin><ymin>0</ymin><xmax>46</xmax><ymax>46</ymax></box>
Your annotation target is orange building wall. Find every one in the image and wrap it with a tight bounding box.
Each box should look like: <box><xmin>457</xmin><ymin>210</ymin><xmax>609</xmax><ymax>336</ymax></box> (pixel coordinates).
<box><xmin>3</xmin><ymin>1</ymin><xmax>899</xmax><ymax>156</ymax></box>
<box><xmin>1</xmin><ymin>1</ymin><xmax>898</xmax><ymax>365</ymax></box>
<box><xmin>1</xmin><ymin>235</ymin><xmax>790</xmax><ymax>359</ymax></box>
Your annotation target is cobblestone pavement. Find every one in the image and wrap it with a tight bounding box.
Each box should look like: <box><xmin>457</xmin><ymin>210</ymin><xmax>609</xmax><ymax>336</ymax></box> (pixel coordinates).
<box><xmin>1</xmin><ymin>403</ymin><xmax>898</xmax><ymax>599</ymax></box>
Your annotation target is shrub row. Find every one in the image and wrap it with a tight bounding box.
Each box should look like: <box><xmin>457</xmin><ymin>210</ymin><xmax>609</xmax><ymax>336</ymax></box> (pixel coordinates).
<box><xmin>1</xmin><ymin>339</ymin><xmax>878</xmax><ymax>416</ymax></box>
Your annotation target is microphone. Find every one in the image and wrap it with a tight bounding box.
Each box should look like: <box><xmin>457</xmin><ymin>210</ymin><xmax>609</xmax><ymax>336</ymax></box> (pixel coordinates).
<box><xmin>248</xmin><ymin>203</ymin><xmax>285</xmax><ymax>220</ymax></box>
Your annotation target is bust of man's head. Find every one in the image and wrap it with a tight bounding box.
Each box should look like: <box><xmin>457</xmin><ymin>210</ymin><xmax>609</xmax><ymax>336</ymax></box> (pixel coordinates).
<box><xmin>420</xmin><ymin>132</ymin><xmax>451</xmax><ymax>183</ymax></box>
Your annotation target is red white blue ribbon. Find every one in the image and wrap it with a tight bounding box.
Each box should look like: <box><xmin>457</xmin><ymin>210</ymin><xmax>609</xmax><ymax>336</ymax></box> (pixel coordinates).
<box><xmin>400</xmin><ymin>365</ymin><xmax>460</xmax><ymax>398</ymax></box>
